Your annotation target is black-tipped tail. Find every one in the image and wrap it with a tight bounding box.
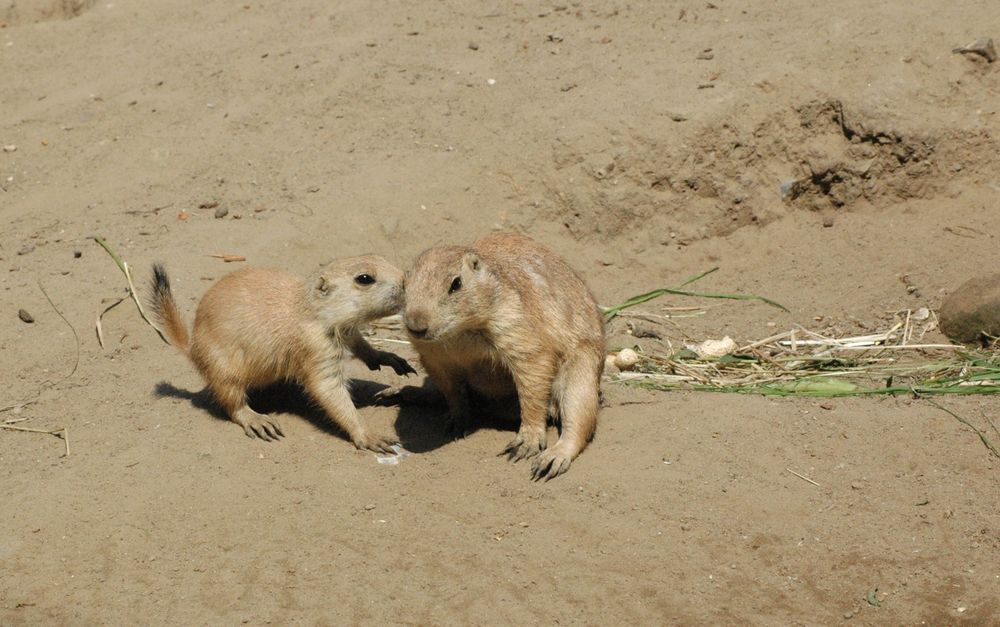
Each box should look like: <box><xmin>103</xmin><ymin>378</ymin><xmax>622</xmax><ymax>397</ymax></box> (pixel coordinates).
<box><xmin>148</xmin><ymin>263</ymin><xmax>191</xmax><ymax>356</ymax></box>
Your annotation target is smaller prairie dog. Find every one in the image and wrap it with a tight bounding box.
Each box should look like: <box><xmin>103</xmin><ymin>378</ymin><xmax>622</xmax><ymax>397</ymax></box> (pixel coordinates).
<box><xmin>403</xmin><ymin>232</ymin><xmax>606</xmax><ymax>480</ymax></box>
<box><xmin>149</xmin><ymin>256</ymin><xmax>414</xmax><ymax>451</ymax></box>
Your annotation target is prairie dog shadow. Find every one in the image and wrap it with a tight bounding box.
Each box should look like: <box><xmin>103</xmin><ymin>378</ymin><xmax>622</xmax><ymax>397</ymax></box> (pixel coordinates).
<box><xmin>384</xmin><ymin>379</ymin><xmax>521</xmax><ymax>454</ymax></box>
<box><xmin>153</xmin><ymin>379</ymin><xmax>396</xmax><ymax>444</ymax></box>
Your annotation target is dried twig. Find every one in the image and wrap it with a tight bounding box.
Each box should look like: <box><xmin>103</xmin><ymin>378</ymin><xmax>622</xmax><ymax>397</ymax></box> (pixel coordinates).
<box><xmin>1</xmin><ymin>424</ymin><xmax>70</xmax><ymax>457</ymax></box>
<box><xmin>94</xmin><ymin>236</ymin><xmax>169</xmax><ymax>344</ymax></box>
<box><xmin>37</xmin><ymin>279</ymin><xmax>80</xmax><ymax>383</ymax></box>
<box><xmin>0</xmin><ymin>401</ymin><xmax>38</xmax><ymax>414</ymax></box>
<box><xmin>370</xmin><ymin>338</ymin><xmax>412</xmax><ymax>346</ymax></box>
<box><xmin>786</xmin><ymin>468</ymin><xmax>820</xmax><ymax>486</ymax></box>
<box><xmin>96</xmin><ymin>296</ymin><xmax>127</xmax><ymax>348</ymax></box>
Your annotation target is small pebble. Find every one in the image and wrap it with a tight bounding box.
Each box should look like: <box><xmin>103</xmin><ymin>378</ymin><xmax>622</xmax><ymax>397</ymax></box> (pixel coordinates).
<box><xmin>613</xmin><ymin>348</ymin><xmax>640</xmax><ymax>371</ymax></box>
<box><xmin>822</xmin><ymin>216</ymin><xmax>835</xmax><ymax>227</ymax></box>
<box><xmin>843</xmin><ymin>611</ymin><xmax>854</xmax><ymax>619</ymax></box>
<box><xmin>17</xmin><ymin>243</ymin><xmax>35</xmax><ymax>255</ymax></box>
<box><xmin>3</xmin><ymin>144</ymin><xmax>16</xmax><ymax>152</ymax></box>
<box><xmin>468</xmin><ymin>41</ymin><xmax>479</xmax><ymax>51</ymax></box>
<box><xmin>696</xmin><ymin>48</ymin><xmax>714</xmax><ymax>60</ymax></box>
<box><xmin>18</xmin><ymin>309</ymin><xmax>34</xmax><ymax>323</ymax></box>
<box><xmin>364</xmin><ymin>503</ymin><xmax>375</xmax><ymax>511</ymax></box>
<box><xmin>214</xmin><ymin>207</ymin><xmax>229</xmax><ymax>219</ymax></box>
<box><xmin>177</xmin><ymin>210</ymin><xmax>189</xmax><ymax>221</ymax></box>
<box><xmin>780</xmin><ymin>179</ymin><xmax>798</xmax><ymax>200</ymax></box>
<box><xmin>73</xmin><ymin>250</ymin><xmax>82</xmax><ymax>258</ymax></box>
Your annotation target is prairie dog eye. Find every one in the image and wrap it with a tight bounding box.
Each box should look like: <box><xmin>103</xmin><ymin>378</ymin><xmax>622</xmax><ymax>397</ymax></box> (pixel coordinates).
<box><xmin>449</xmin><ymin>276</ymin><xmax>462</xmax><ymax>294</ymax></box>
<box><xmin>355</xmin><ymin>274</ymin><xmax>375</xmax><ymax>286</ymax></box>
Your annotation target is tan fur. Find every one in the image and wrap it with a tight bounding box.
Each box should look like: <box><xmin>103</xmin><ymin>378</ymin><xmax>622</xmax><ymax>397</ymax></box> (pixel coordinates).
<box><xmin>403</xmin><ymin>232</ymin><xmax>606</xmax><ymax>479</ymax></box>
<box><xmin>149</xmin><ymin>256</ymin><xmax>415</xmax><ymax>451</ymax></box>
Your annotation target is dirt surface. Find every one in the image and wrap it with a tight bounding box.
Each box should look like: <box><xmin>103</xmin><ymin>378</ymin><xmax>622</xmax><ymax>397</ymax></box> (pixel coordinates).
<box><xmin>3</xmin><ymin>1</ymin><xmax>1000</xmax><ymax>623</ymax></box>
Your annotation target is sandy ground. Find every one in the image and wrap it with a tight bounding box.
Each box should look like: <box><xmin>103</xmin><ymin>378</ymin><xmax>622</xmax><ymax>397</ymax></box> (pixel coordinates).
<box><xmin>3</xmin><ymin>0</ymin><xmax>1000</xmax><ymax>624</ymax></box>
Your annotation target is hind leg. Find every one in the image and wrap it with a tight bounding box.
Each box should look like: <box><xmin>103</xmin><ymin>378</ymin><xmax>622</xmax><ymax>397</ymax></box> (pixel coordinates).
<box><xmin>532</xmin><ymin>355</ymin><xmax>600</xmax><ymax>480</ymax></box>
<box><xmin>210</xmin><ymin>380</ymin><xmax>284</xmax><ymax>441</ymax></box>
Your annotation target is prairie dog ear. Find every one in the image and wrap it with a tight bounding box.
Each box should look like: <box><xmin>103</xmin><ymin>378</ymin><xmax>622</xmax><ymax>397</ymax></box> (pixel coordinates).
<box><xmin>462</xmin><ymin>252</ymin><xmax>482</xmax><ymax>273</ymax></box>
<box><xmin>316</xmin><ymin>275</ymin><xmax>331</xmax><ymax>294</ymax></box>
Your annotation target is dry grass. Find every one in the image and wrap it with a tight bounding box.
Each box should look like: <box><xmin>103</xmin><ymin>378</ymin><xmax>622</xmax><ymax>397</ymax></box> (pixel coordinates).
<box><xmin>610</xmin><ymin>308</ymin><xmax>1000</xmax><ymax>397</ymax></box>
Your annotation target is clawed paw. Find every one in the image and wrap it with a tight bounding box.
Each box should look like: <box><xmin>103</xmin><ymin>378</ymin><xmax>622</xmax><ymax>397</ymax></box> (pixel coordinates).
<box><xmin>239</xmin><ymin>414</ymin><xmax>284</xmax><ymax>442</ymax></box>
<box><xmin>378</xmin><ymin>352</ymin><xmax>417</xmax><ymax>377</ymax></box>
<box><xmin>531</xmin><ymin>448</ymin><xmax>572</xmax><ymax>481</ymax></box>
<box><xmin>445</xmin><ymin>413</ymin><xmax>472</xmax><ymax>439</ymax></box>
<box><xmin>354</xmin><ymin>432</ymin><xmax>400</xmax><ymax>454</ymax></box>
<box><xmin>501</xmin><ymin>431</ymin><xmax>546</xmax><ymax>462</ymax></box>
<box><xmin>373</xmin><ymin>384</ymin><xmax>405</xmax><ymax>405</ymax></box>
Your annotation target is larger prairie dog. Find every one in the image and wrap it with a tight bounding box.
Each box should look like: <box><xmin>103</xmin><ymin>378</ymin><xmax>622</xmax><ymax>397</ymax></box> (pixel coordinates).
<box><xmin>149</xmin><ymin>256</ymin><xmax>415</xmax><ymax>451</ymax></box>
<box><xmin>403</xmin><ymin>232</ymin><xmax>605</xmax><ymax>479</ymax></box>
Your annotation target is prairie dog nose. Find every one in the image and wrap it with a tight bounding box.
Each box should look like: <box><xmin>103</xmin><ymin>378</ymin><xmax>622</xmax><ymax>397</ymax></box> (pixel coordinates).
<box><xmin>404</xmin><ymin>311</ymin><xmax>429</xmax><ymax>338</ymax></box>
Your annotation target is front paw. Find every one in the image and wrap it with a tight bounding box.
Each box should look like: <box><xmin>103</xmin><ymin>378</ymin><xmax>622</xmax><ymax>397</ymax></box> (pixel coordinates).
<box><xmin>353</xmin><ymin>431</ymin><xmax>400</xmax><ymax>454</ymax></box>
<box><xmin>446</xmin><ymin>411</ymin><xmax>472</xmax><ymax>439</ymax></box>
<box><xmin>235</xmin><ymin>411</ymin><xmax>284</xmax><ymax>442</ymax></box>
<box><xmin>376</xmin><ymin>351</ymin><xmax>417</xmax><ymax>376</ymax></box>
<box><xmin>501</xmin><ymin>428</ymin><xmax>547</xmax><ymax>462</ymax></box>
<box><xmin>531</xmin><ymin>445</ymin><xmax>572</xmax><ymax>480</ymax></box>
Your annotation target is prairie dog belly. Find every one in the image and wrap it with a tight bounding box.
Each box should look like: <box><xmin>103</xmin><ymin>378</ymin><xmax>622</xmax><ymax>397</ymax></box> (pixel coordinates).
<box><xmin>423</xmin><ymin>333</ymin><xmax>516</xmax><ymax>398</ymax></box>
<box><xmin>465</xmin><ymin>360</ymin><xmax>516</xmax><ymax>398</ymax></box>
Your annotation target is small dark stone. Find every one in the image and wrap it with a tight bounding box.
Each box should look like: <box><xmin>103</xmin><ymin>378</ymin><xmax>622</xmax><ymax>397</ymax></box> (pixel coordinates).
<box><xmin>629</xmin><ymin>322</ymin><xmax>662</xmax><ymax>339</ymax></box>
<box><xmin>74</xmin><ymin>251</ymin><xmax>82</xmax><ymax>258</ymax></box>
<box><xmin>214</xmin><ymin>207</ymin><xmax>229</xmax><ymax>219</ymax></box>
<box><xmin>18</xmin><ymin>309</ymin><xmax>34</xmax><ymax>323</ymax></box>
<box><xmin>939</xmin><ymin>273</ymin><xmax>1000</xmax><ymax>344</ymax></box>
